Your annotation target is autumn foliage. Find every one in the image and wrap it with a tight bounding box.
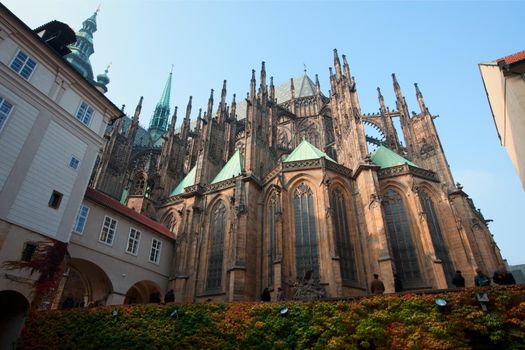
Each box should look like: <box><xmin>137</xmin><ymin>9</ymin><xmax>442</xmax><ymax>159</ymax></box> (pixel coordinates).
<box><xmin>18</xmin><ymin>285</ymin><xmax>525</xmax><ymax>349</ymax></box>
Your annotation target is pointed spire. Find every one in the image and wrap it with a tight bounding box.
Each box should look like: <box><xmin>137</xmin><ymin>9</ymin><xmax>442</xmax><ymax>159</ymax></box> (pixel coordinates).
<box><xmin>342</xmin><ymin>54</ymin><xmax>351</xmax><ymax>83</ymax></box>
<box><xmin>169</xmin><ymin>106</ymin><xmax>177</xmax><ymax>134</ymax></box>
<box><xmin>181</xmin><ymin>96</ymin><xmax>192</xmax><ymax>140</ymax></box>
<box><xmin>128</xmin><ymin>96</ymin><xmax>143</xmax><ymax>141</ymax></box>
<box><xmin>250</xmin><ymin>69</ymin><xmax>256</xmax><ymax>99</ymax></box>
<box><xmin>333</xmin><ymin>48</ymin><xmax>342</xmax><ymax>81</ymax></box>
<box><xmin>260</xmin><ymin>61</ymin><xmax>266</xmax><ymax>92</ymax></box>
<box><xmin>66</xmin><ymin>8</ymin><xmax>100</xmax><ymax>81</ymax></box>
<box><xmin>148</xmin><ymin>70</ymin><xmax>173</xmax><ymax>141</ymax></box>
<box><xmin>414</xmin><ymin>83</ymin><xmax>427</xmax><ymax>114</ymax></box>
<box><xmin>290</xmin><ymin>78</ymin><xmax>296</xmax><ymax>99</ymax></box>
<box><xmin>392</xmin><ymin>73</ymin><xmax>402</xmax><ymax>98</ymax></box>
<box><xmin>207</xmin><ymin>89</ymin><xmax>214</xmax><ymax>121</ymax></box>
<box><xmin>269</xmin><ymin>76</ymin><xmax>275</xmax><ymax>101</ymax></box>
<box><xmin>377</xmin><ymin>87</ymin><xmax>387</xmax><ymax>115</ymax></box>
<box><xmin>195</xmin><ymin>108</ymin><xmax>202</xmax><ymax>131</ymax></box>
<box><xmin>315</xmin><ymin>74</ymin><xmax>321</xmax><ymax>96</ymax></box>
<box><xmin>159</xmin><ymin>70</ymin><xmax>173</xmax><ymax>108</ymax></box>
<box><xmin>230</xmin><ymin>93</ymin><xmax>237</xmax><ymax>119</ymax></box>
<box><xmin>220</xmin><ymin>80</ymin><xmax>227</xmax><ymax>107</ymax></box>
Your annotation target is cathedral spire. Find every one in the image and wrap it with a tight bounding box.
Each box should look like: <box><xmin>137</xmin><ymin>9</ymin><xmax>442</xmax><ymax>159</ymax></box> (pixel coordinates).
<box><xmin>148</xmin><ymin>70</ymin><xmax>173</xmax><ymax>143</ymax></box>
<box><xmin>128</xmin><ymin>96</ymin><xmax>143</xmax><ymax>143</ymax></box>
<box><xmin>230</xmin><ymin>93</ymin><xmax>237</xmax><ymax>119</ymax></box>
<box><xmin>207</xmin><ymin>89</ymin><xmax>214</xmax><ymax>122</ymax></box>
<box><xmin>66</xmin><ymin>8</ymin><xmax>99</xmax><ymax>82</ymax></box>
<box><xmin>333</xmin><ymin>49</ymin><xmax>342</xmax><ymax>81</ymax></box>
<box><xmin>414</xmin><ymin>83</ymin><xmax>428</xmax><ymax>114</ymax></box>
<box><xmin>169</xmin><ymin>106</ymin><xmax>177</xmax><ymax>134</ymax></box>
<box><xmin>181</xmin><ymin>96</ymin><xmax>192</xmax><ymax>140</ymax></box>
<box><xmin>269</xmin><ymin>76</ymin><xmax>275</xmax><ymax>102</ymax></box>
<box><xmin>250</xmin><ymin>69</ymin><xmax>256</xmax><ymax>100</ymax></box>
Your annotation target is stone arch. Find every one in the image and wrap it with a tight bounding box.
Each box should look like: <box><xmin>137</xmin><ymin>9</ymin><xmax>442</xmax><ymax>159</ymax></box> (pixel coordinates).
<box><xmin>160</xmin><ymin>210</ymin><xmax>178</xmax><ymax>232</ymax></box>
<box><xmin>124</xmin><ymin>280</ymin><xmax>162</xmax><ymax>304</ymax></box>
<box><xmin>0</xmin><ymin>290</ymin><xmax>29</xmax><ymax>349</ymax></box>
<box><xmin>417</xmin><ymin>185</ymin><xmax>455</xmax><ymax>284</ymax></box>
<box><xmin>204</xmin><ymin>199</ymin><xmax>228</xmax><ymax>292</ymax></box>
<box><xmin>329</xmin><ymin>183</ymin><xmax>360</xmax><ymax>285</ymax></box>
<box><xmin>381</xmin><ymin>187</ymin><xmax>425</xmax><ymax>289</ymax></box>
<box><xmin>0</xmin><ymin>290</ymin><xmax>29</xmax><ymax>350</ymax></box>
<box><xmin>264</xmin><ymin>189</ymin><xmax>279</xmax><ymax>288</ymax></box>
<box><xmin>60</xmin><ymin>258</ymin><xmax>113</xmax><ymax>308</ymax></box>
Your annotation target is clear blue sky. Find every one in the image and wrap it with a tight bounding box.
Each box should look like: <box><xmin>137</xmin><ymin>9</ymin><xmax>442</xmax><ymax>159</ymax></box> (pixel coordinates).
<box><xmin>5</xmin><ymin>0</ymin><xmax>525</xmax><ymax>265</ymax></box>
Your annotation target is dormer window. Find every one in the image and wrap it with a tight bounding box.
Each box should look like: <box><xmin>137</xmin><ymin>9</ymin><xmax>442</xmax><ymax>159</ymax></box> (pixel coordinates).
<box><xmin>10</xmin><ymin>50</ymin><xmax>37</xmax><ymax>80</ymax></box>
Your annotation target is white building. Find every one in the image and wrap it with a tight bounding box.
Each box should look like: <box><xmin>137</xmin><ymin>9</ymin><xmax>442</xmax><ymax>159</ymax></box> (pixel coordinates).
<box><xmin>0</xmin><ymin>4</ymin><xmax>121</xmax><ymax>348</ymax></box>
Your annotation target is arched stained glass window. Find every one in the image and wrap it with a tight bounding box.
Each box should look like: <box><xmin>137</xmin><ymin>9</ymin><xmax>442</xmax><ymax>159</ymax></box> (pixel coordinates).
<box><xmin>331</xmin><ymin>188</ymin><xmax>357</xmax><ymax>284</ymax></box>
<box><xmin>383</xmin><ymin>189</ymin><xmax>422</xmax><ymax>288</ymax></box>
<box><xmin>420</xmin><ymin>190</ymin><xmax>454</xmax><ymax>286</ymax></box>
<box><xmin>267</xmin><ymin>193</ymin><xmax>277</xmax><ymax>287</ymax></box>
<box><xmin>294</xmin><ymin>183</ymin><xmax>320</xmax><ymax>279</ymax></box>
<box><xmin>206</xmin><ymin>201</ymin><xmax>226</xmax><ymax>291</ymax></box>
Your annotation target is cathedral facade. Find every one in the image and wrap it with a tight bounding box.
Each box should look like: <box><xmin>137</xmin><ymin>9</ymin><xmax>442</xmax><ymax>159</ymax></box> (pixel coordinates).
<box><xmin>91</xmin><ymin>47</ymin><xmax>503</xmax><ymax>302</ymax></box>
<box><xmin>54</xmin><ymin>7</ymin><xmax>504</xmax><ymax>304</ymax></box>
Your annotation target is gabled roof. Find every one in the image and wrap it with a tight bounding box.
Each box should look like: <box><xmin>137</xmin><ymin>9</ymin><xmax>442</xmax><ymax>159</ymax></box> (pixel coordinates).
<box><xmin>85</xmin><ymin>188</ymin><xmax>174</xmax><ymax>240</ymax></box>
<box><xmin>274</xmin><ymin>72</ymin><xmax>318</xmax><ymax>104</ymax></box>
<box><xmin>284</xmin><ymin>139</ymin><xmax>336</xmax><ymax>163</ymax></box>
<box><xmin>170</xmin><ymin>166</ymin><xmax>197</xmax><ymax>197</ymax></box>
<box><xmin>369</xmin><ymin>145</ymin><xmax>417</xmax><ymax>169</ymax></box>
<box><xmin>211</xmin><ymin>149</ymin><xmax>244</xmax><ymax>184</ymax></box>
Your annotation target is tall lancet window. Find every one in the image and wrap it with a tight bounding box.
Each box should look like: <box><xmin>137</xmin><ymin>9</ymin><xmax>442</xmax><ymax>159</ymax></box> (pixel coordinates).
<box><xmin>383</xmin><ymin>189</ymin><xmax>422</xmax><ymax>288</ymax></box>
<box><xmin>331</xmin><ymin>188</ymin><xmax>357</xmax><ymax>284</ymax></box>
<box><xmin>206</xmin><ymin>201</ymin><xmax>226</xmax><ymax>291</ymax></box>
<box><xmin>267</xmin><ymin>193</ymin><xmax>277</xmax><ymax>287</ymax></box>
<box><xmin>293</xmin><ymin>183</ymin><xmax>320</xmax><ymax>279</ymax></box>
<box><xmin>420</xmin><ymin>190</ymin><xmax>454</xmax><ymax>285</ymax></box>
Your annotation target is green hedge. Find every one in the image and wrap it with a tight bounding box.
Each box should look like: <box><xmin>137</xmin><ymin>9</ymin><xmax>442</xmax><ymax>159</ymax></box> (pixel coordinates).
<box><xmin>18</xmin><ymin>286</ymin><xmax>525</xmax><ymax>349</ymax></box>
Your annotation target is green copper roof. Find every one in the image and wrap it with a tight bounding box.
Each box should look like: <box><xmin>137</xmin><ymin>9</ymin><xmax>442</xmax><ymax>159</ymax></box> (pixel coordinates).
<box><xmin>284</xmin><ymin>139</ymin><xmax>336</xmax><ymax>163</ymax></box>
<box><xmin>148</xmin><ymin>71</ymin><xmax>172</xmax><ymax>139</ymax></box>
<box><xmin>120</xmin><ymin>188</ymin><xmax>129</xmax><ymax>204</ymax></box>
<box><xmin>170</xmin><ymin>166</ymin><xmax>197</xmax><ymax>197</ymax></box>
<box><xmin>211</xmin><ymin>149</ymin><xmax>244</xmax><ymax>184</ymax></box>
<box><xmin>159</xmin><ymin>71</ymin><xmax>172</xmax><ymax>108</ymax></box>
<box><xmin>369</xmin><ymin>145</ymin><xmax>418</xmax><ymax>169</ymax></box>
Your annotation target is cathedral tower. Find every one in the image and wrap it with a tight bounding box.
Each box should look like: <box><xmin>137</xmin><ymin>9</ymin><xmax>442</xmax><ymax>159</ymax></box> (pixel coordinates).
<box><xmin>149</xmin><ymin>70</ymin><xmax>173</xmax><ymax>143</ymax></box>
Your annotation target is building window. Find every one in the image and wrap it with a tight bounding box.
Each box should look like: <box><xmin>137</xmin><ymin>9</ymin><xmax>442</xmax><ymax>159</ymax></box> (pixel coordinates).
<box><xmin>21</xmin><ymin>242</ymin><xmax>37</xmax><ymax>262</ymax></box>
<box><xmin>293</xmin><ymin>183</ymin><xmax>320</xmax><ymax>280</ymax></box>
<box><xmin>266</xmin><ymin>192</ymin><xmax>278</xmax><ymax>287</ymax></box>
<box><xmin>48</xmin><ymin>190</ymin><xmax>63</xmax><ymax>209</ymax></box>
<box><xmin>331</xmin><ymin>188</ymin><xmax>357</xmax><ymax>284</ymax></box>
<box><xmin>126</xmin><ymin>228</ymin><xmax>141</xmax><ymax>255</ymax></box>
<box><xmin>72</xmin><ymin>205</ymin><xmax>89</xmax><ymax>234</ymax></box>
<box><xmin>10</xmin><ymin>50</ymin><xmax>37</xmax><ymax>80</ymax></box>
<box><xmin>149</xmin><ymin>238</ymin><xmax>161</xmax><ymax>264</ymax></box>
<box><xmin>69</xmin><ymin>156</ymin><xmax>80</xmax><ymax>170</ymax></box>
<box><xmin>420</xmin><ymin>190</ymin><xmax>454</xmax><ymax>286</ymax></box>
<box><xmin>383</xmin><ymin>189</ymin><xmax>422</xmax><ymax>289</ymax></box>
<box><xmin>75</xmin><ymin>101</ymin><xmax>94</xmax><ymax>126</ymax></box>
<box><xmin>0</xmin><ymin>97</ymin><xmax>14</xmax><ymax>132</ymax></box>
<box><xmin>206</xmin><ymin>201</ymin><xmax>226</xmax><ymax>290</ymax></box>
<box><xmin>99</xmin><ymin>216</ymin><xmax>117</xmax><ymax>245</ymax></box>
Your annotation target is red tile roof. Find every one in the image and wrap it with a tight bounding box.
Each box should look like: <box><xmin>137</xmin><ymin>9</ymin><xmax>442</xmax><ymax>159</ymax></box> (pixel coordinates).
<box><xmin>85</xmin><ymin>188</ymin><xmax>175</xmax><ymax>240</ymax></box>
<box><xmin>498</xmin><ymin>50</ymin><xmax>525</xmax><ymax>65</ymax></box>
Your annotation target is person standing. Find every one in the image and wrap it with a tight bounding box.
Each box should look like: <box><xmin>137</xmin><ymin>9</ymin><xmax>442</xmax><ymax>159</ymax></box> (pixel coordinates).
<box><xmin>474</xmin><ymin>268</ymin><xmax>491</xmax><ymax>287</ymax></box>
<box><xmin>260</xmin><ymin>288</ymin><xmax>271</xmax><ymax>302</ymax></box>
<box><xmin>276</xmin><ymin>287</ymin><xmax>285</xmax><ymax>301</ymax></box>
<box><xmin>493</xmin><ymin>266</ymin><xmax>516</xmax><ymax>285</ymax></box>
<box><xmin>452</xmin><ymin>270</ymin><xmax>466</xmax><ymax>288</ymax></box>
<box><xmin>164</xmin><ymin>289</ymin><xmax>175</xmax><ymax>303</ymax></box>
<box><xmin>370</xmin><ymin>274</ymin><xmax>385</xmax><ymax>295</ymax></box>
<box><xmin>394</xmin><ymin>274</ymin><xmax>403</xmax><ymax>292</ymax></box>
